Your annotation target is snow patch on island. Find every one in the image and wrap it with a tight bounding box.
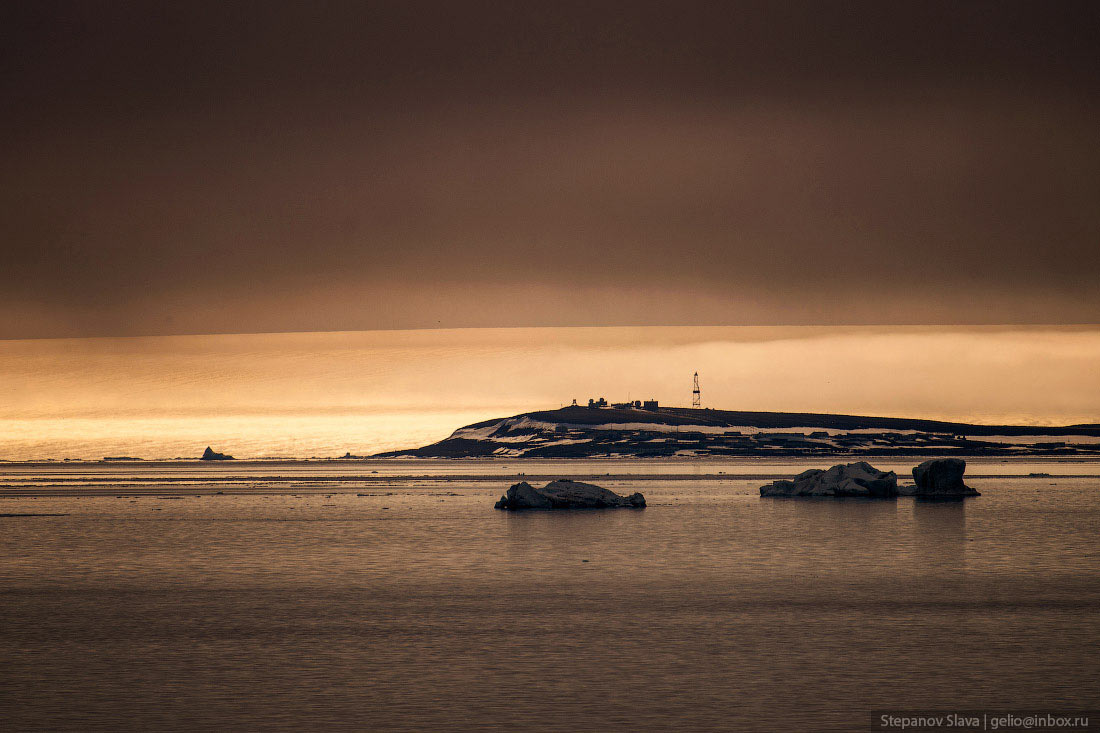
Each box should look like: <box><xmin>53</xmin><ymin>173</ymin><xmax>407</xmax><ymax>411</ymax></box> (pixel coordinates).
<box><xmin>448</xmin><ymin>416</ymin><xmax>1100</xmax><ymax>448</ymax></box>
<box><xmin>450</xmin><ymin>417</ymin><xmax>560</xmax><ymax>440</ymax></box>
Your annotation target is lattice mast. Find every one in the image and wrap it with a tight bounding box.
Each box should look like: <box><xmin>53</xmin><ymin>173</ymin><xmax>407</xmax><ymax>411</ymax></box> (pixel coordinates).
<box><xmin>692</xmin><ymin>372</ymin><xmax>701</xmax><ymax>408</ymax></box>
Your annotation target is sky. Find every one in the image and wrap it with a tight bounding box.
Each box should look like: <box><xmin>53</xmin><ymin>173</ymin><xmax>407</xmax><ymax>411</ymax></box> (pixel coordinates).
<box><xmin>3</xmin><ymin>1</ymin><xmax>1099</xmax><ymax>338</ymax></box>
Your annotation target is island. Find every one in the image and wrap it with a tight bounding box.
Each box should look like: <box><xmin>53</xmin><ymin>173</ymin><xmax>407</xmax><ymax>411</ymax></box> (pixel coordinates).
<box><xmin>372</xmin><ymin>405</ymin><xmax>1100</xmax><ymax>459</ymax></box>
<box><xmin>200</xmin><ymin>447</ymin><xmax>234</xmax><ymax>461</ymax></box>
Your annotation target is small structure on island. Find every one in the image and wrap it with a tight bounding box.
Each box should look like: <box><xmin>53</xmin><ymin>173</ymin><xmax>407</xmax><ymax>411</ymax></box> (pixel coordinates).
<box><xmin>692</xmin><ymin>372</ymin><xmax>701</xmax><ymax>408</ymax></box>
<box><xmin>588</xmin><ymin>397</ymin><xmax>659</xmax><ymax>410</ymax></box>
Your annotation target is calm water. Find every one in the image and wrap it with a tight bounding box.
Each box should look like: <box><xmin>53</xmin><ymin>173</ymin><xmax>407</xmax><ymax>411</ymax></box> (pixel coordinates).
<box><xmin>2</xmin><ymin>461</ymin><xmax>1098</xmax><ymax>731</ymax></box>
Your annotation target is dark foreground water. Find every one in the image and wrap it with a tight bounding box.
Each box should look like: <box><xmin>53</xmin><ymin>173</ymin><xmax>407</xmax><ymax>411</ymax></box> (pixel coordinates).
<box><xmin>2</xmin><ymin>464</ymin><xmax>1099</xmax><ymax>731</ymax></box>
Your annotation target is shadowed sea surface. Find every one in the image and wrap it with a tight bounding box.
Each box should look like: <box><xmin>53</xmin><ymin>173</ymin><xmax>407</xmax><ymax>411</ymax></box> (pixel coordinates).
<box><xmin>2</xmin><ymin>460</ymin><xmax>1099</xmax><ymax>731</ymax></box>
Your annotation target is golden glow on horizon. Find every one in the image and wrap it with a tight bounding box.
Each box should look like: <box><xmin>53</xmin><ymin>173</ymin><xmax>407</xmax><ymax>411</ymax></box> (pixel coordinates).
<box><xmin>0</xmin><ymin>325</ymin><xmax>1097</xmax><ymax>459</ymax></box>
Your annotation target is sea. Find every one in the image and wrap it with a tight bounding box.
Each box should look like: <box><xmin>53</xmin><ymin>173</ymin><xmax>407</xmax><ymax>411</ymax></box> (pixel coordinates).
<box><xmin>2</xmin><ymin>458</ymin><xmax>1099</xmax><ymax>731</ymax></box>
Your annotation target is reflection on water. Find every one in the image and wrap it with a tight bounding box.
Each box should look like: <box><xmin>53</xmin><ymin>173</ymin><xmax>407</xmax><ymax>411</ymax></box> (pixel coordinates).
<box><xmin>911</xmin><ymin>498</ymin><xmax>968</xmax><ymax>566</ymax></box>
<box><xmin>1</xmin><ymin>474</ymin><xmax>1098</xmax><ymax>731</ymax></box>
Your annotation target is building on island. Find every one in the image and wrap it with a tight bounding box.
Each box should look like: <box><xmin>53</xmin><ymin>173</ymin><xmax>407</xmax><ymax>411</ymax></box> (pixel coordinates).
<box><xmin>585</xmin><ymin>397</ymin><xmax>658</xmax><ymax>410</ymax></box>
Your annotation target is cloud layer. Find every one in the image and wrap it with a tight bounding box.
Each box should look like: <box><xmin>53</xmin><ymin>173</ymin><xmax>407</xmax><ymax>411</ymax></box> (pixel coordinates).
<box><xmin>3</xmin><ymin>1</ymin><xmax>1099</xmax><ymax>336</ymax></box>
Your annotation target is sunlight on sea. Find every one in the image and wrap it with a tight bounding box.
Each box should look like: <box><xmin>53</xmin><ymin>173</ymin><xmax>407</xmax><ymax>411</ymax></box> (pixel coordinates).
<box><xmin>1</xmin><ymin>325</ymin><xmax>1098</xmax><ymax>460</ymax></box>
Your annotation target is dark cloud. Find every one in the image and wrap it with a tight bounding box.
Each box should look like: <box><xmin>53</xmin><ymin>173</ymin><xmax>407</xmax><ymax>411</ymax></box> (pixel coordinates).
<box><xmin>2</xmin><ymin>1</ymin><xmax>1099</xmax><ymax>337</ymax></box>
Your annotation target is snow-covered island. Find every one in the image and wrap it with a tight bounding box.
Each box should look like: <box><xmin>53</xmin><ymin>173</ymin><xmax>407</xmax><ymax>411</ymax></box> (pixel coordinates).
<box><xmin>372</xmin><ymin>406</ymin><xmax>1100</xmax><ymax>459</ymax></box>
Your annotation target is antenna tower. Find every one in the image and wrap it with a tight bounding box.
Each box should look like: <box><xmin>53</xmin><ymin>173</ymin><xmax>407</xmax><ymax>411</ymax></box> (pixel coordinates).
<box><xmin>692</xmin><ymin>372</ymin><xmax>701</xmax><ymax>408</ymax></box>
